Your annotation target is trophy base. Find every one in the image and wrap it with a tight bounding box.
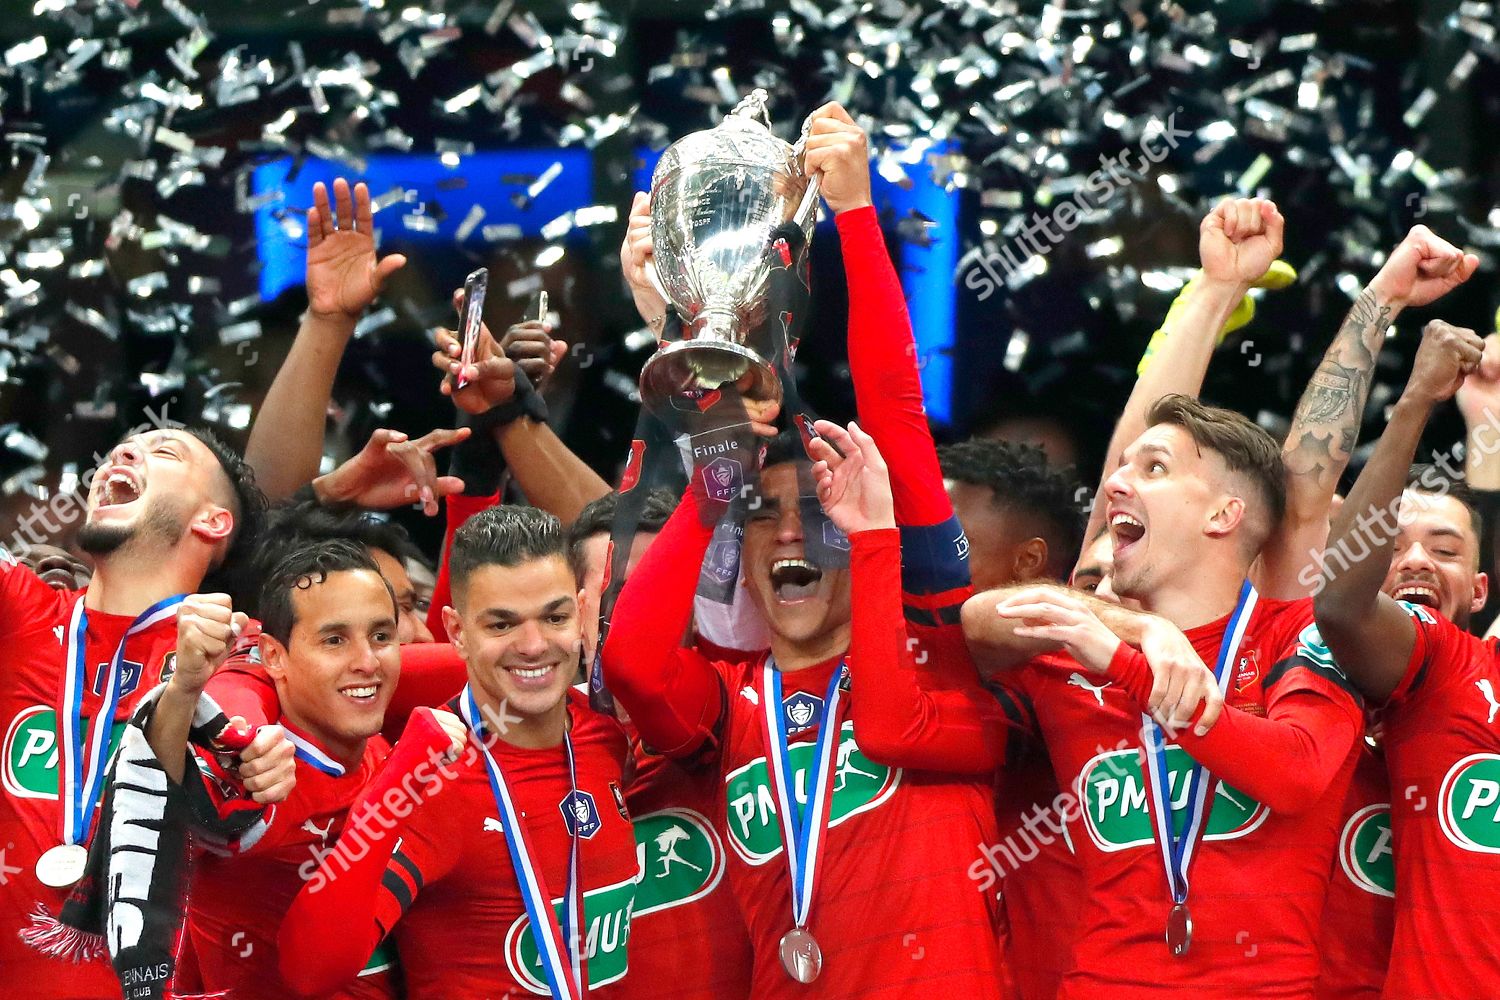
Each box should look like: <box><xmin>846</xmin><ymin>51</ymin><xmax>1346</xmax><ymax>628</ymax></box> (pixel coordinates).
<box><xmin>640</xmin><ymin>340</ymin><xmax>783</xmax><ymax>416</ymax></box>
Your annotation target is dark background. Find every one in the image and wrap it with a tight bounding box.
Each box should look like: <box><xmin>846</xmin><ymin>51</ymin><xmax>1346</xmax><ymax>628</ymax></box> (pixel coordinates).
<box><xmin>0</xmin><ymin>0</ymin><xmax>1496</xmax><ymax>560</ymax></box>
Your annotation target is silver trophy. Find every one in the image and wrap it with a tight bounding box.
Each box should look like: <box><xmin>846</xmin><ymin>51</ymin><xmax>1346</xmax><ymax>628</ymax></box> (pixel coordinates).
<box><xmin>640</xmin><ymin>89</ymin><xmax>820</xmax><ymax>413</ymax></box>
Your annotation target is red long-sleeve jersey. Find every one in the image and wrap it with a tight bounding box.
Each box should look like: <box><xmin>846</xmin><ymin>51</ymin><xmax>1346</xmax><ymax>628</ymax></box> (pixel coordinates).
<box><xmin>0</xmin><ymin>563</ymin><xmax>183</xmax><ymax>999</ymax></box>
<box><xmin>1377</xmin><ymin>602</ymin><xmax>1500</xmax><ymax>999</ymax></box>
<box><xmin>602</xmin><ymin>490</ymin><xmax>1003</xmax><ymax>999</ymax></box>
<box><xmin>1314</xmin><ymin>742</ymin><xmax>1393</xmax><ymax>1000</ymax></box>
<box><xmin>425</xmin><ymin>492</ymin><xmax>498</xmax><ymax>642</ymax></box>
<box><xmin>994</xmin><ymin>598</ymin><xmax>1362</xmax><ymax>998</ymax></box>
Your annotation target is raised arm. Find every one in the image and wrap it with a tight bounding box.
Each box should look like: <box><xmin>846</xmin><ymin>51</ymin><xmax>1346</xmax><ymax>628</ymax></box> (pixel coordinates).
<box><xmin>432</xmin><ymin>310</ymin><xmax>608</xmax><ymax>525</ymax></box>
<box><xmin>600</xmin><ymin>482</ymin><xmax>726</xmax><ymax>756</ymax></box>
<box><xmin>1264</xmin><ymin>226</ymin><xmax>1475</xmax><ymax>598</ymax></box>
<box><xmin>1077</xmin><ymin>198</ymin><xmax>1284</xmax><ymax>559</ymax></box>
<box><xmin>246</xmin><ymin>179</ymin><xmax>406</xmax><ymax>500</ymax></box>
<box><xmin>809</xmin><ymin>420</ymin><xmax>1010</xmax><ymax>771</ymax></box>
<box><xmin>1316</xmin><ymin>318</ymin><xmax>1483</xmax><ymax>701</ymax></box>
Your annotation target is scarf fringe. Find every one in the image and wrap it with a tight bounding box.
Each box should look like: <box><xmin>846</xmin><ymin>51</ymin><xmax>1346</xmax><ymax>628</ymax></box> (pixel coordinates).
<box><xmin>18</xmin><ymin>904</ymin><xmax>108</xmax><ymax>963</ymax></box>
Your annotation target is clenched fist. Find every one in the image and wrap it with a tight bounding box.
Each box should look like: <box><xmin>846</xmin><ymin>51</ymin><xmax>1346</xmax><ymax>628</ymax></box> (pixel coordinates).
<box><xmin>802</xmin><ymin>102</ymin><xmax>872</xmax><ymax>217</ymax></box>
<box><xmin>173</xmin><ymin>594</ymin><xmax>249</xmax><ymax>697</ymax></box>
<box><xmin>1199</xmin><ymin>197</ymin><xmax>1285</xmax><ymax>288</ymax></box>
<box><xmin>1405</xmin><ymin>320</ymin><xmax>1485</xmax><ymax>407</ymax></box>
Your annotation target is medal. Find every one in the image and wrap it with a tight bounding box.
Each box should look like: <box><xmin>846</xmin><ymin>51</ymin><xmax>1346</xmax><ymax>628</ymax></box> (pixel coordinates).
<box><xmin>778</xmin><ymin>927</ymin><xmax>823</xmax><ymax>984</ymax></box>
<box><xmin>1140</xmin><ymin>581</ymin><xmax>1257</xmax><ymax>956</ymax></box>
<box><xmin>56</xmin><ymin>594</ymin><xmax>185</xmax><ymax>863</ymax></box>
<box><xmin>759</xmin><ymin>660</ymin><xmax>846</xmax><ymax>982</ymax></box>
<box><xmin>1166</xmin><ymin>902</ymin><xmax>1193</xmax><ymax>957</ymax></box>
<box><xmin>35</xmin><ymin>843</ymin><xmax>89</xmax><ymax>888</ymax></box>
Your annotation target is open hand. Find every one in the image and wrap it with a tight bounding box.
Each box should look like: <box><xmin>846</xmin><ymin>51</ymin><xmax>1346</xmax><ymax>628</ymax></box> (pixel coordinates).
<box><xmin>806</xmin><ymin>419</ymin><xmax>895</xmax><ymax>535</ymax></box>
<box><xmin>315</xmin><ymin>427</ymin><xmax>470</xmax><ymax>516</ymax></box>
<box><xmin>306</xmin><ymin>178</ymin><xmax>407</xmax><ymax>321</ymax></box>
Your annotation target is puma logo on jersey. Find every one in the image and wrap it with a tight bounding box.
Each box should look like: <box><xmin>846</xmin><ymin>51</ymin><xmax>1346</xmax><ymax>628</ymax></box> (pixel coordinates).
<box><xmin>1068</xmin><ymin>672</ymin><xmax>1112</xmax><ymax>707</ymax></box>
<box><xmin>740</xmin><ymin>686</ymin><xmax>759</xmax><ymax>705</ymax></box>
<box><xmin>1478</xmin><ymin>679</ymin><xmax>1500</xmax><ymax>725</ymax></box>
<box><xmin>53</xmin><ymin>626</ymin><xmax>65</xmax><ymax>645</ymax></box>
<box><xmin>483</xmin><ymin>816</ymin><xmax>505</xmax><ymax>834</ymax></box>
<box><xmin>301</xmin><ymin>818</ymin><xmax>333</xmax><ymax>842</ymax></box>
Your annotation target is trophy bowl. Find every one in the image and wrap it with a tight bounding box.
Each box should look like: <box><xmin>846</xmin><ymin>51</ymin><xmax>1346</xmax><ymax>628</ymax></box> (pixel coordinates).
<box><xmin>640</xmin><ymin>90</ymin><xmax>819</xmax><ymax>414</ymax></box>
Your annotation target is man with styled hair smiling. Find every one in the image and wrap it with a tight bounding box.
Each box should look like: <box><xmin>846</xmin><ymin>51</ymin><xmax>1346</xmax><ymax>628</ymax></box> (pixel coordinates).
<box><xmin>277</xmin><ymin>505</ymin><xmax>639</xmax><ymax>999</ymax></box>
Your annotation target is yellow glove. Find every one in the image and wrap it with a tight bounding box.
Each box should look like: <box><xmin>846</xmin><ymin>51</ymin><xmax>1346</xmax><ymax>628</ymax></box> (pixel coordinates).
<box><xmin>1136</xmin><ymin>259</ymin><xmax>1298</xmax><ymax>376</ymax></box>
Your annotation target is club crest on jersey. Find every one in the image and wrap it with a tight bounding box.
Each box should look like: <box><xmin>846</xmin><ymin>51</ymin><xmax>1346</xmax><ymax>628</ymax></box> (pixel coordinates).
<box><xmin>781</xmin><ymin>691</ymin><xmax>824</xmax><ymax>735</ymax></box>
<box><xmin>159</xmin><ymin>652</ymin><xmax>178</xmax><ymax>684</ymax></box>
<box><xmin>700</xmin><ymin>457</ymin><xmax>742</xmax><ymax>503</ymax></box>
<box><xmin>1234</xmin><ymin>650</ymin><xmax>1261</xmax><ymax>692</ymax></box>
<box><xmin>1338</xmin><ymin>803</ymin><xmax>1394</xmax><ymax>897</ymax></box>
<box><xmin>560</xmin><ymin>789</ymin><xmax>603</xmax><ymax>840</ymax></box>
<box><xmin>1440</xmin><ymin>754</ymin><xmax>1500</xmax><ymax>854</ymax></box>
<box><xmin>609</xmin><ymin>781</ymin><xmax>629</xmax><ymax>820</ymax></box>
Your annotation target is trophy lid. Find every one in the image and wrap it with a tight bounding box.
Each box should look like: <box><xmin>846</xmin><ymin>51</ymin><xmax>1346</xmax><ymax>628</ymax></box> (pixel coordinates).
<box><xmin>650</xmin><ymin>89</ymin><xmax>801</xmax><ymax>192</ymax></box>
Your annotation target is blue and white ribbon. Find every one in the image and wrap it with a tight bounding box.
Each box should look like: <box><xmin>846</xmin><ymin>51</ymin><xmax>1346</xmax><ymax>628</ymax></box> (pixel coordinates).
<box><xmin>759</xmin><ymin>660</ymin><xmax>847</xmax><ymax>931</ymax></box>
<box><xmin>285</xmin><ymin>727</ymin><xmax>346</xmax><ymax>778</ymax></box>
<box><xmin>461</xmin><ymin>686</ymin><xmax>585</xmax><ymax>999</ymax></box>
<box><xmin>1141</xmin><ymin>580</ymin><xmax>1258</xmax><ymax>911</ymax></box>
<box><xmin>59</xmin><ymin>593</ymin><xmax>185</xmax><ymax>846</ymax></box>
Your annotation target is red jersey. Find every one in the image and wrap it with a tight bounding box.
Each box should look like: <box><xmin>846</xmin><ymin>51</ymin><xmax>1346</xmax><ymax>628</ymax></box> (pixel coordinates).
<box><xmin>997</xmin><ymin>596</ymin><xmax>1362</xmax><ymax>999</ymax></box>
<box><xmin>1378</xmin><ymin>602</ymin><xmax>1500</xmax><ymax>998</ymax></box>
<box><xmin>619</xmin><ymin>725</ymin><xmax>752</xmax><ymax>1000</ymax></box>
<box><xmin>1314</xmin><ymin>742</ymin><xmax>1393</xmax><ymax>1000</ymax></box>
<box><xmin>0</xmin><ymin>562</ymin><xmax>182</xmax><ymax>999</ymax></box>
<box><xmin>186</xmin><ymin>722</ymin><xmax>397</xmax><ymax>999</ymax></box>
<box><xmin>993</xmin><ymin>739</ymin><xmax>1082</xmax><ymax>1000</ymax></box>
<box><xmin>376</xmin><ymin>690</ymin><xmax>639</xmax><ymax>997</ymax></box>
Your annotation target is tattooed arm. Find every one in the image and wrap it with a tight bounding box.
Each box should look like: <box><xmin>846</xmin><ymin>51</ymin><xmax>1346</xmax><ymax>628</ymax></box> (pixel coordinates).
<box><xmin>1257</xmin><ymin>287</ymin><xmax>1393</xmax><ymax>598</ymax></box>
<box><xmin>1261</xmin><ymin>226</ymin><xmax>1480</xmax><ymax>599</ymax></box>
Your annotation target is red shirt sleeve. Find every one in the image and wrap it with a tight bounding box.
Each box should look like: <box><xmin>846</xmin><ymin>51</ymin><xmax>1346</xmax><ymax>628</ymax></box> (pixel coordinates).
<box><xmin>600</xmin><ymin>487</ymin><xmax>725</xmax><ymax>758</ymax></box>
<box><xmin>427</xmin><ymin>492</ymin><xmax>500</xmax><ymax>641</ymax></box>
<box><xmin>1387</xmin><ymin>600</ymin><xmax>1494</xmax><ymax>708</ymax></box>
<box><xmin>278</xmin><ymin>709</ymin><xmax>456</xmax><ymax>997</ymax></box>
<box><xmin>1105</xmin><ymin>644</ymin><xmax>1361</xmax><ymax>815</ymax></box>
<box><xmin>837</xmin><ymin>205</ymin><xmax>951</xmax><ymax>528</ymax></box>
<box><xmin>847</xmin><ymin>528</ymin><xmax>1010</xmax><ymax>774</ymax></box>
<box><xmin>381</xmin><ymin>641</ymin><xmax>468</xmax><ymax>742</ymax></box>
<box><xmin>0</xmin><ymin>558</ymin><xmax>68</xmax><ymax>642</ymax></box>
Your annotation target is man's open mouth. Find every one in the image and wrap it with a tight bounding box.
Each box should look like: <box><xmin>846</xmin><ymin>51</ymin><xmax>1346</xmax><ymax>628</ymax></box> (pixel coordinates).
<box><xmin>97</xmin><ymin>469</ymin><xmax>143</xmax><ymax>509</ymax></box>
<box><xmin>770</xmin><ymin>558</ymin><xmax>823</xmax><ymax>602</ymax></box>
<box><xmin>1110</xmin><ymin>511</ymin><xmax>1145</xmax><ymax>556</ymax></box>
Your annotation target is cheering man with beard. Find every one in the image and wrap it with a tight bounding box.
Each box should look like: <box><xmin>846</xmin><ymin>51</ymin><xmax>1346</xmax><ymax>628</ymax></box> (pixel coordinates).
<box><xmin>1</xmin><ymin>426</ymin><xmax>266</xmax><ymax>998</ymax></box>
<box><xmin>277</xmin><ymin>506</ymin><xmax>639</xmax><ymax>998</ymax></box>
<box><xmin>1313</xmin><ymin>317</ymin><xmax>1500</xmax><ymax>999</ymax></box>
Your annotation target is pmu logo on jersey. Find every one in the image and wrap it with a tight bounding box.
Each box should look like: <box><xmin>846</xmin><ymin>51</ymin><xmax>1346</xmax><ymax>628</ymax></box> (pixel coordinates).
<box><xmin>508</xmin><ymin>876</ymin><xmax>635</xmax><ymax>994</ymax></box>
<box><xmin>632</xmin><ymin>808</ymin><xmax>725</xmax><ymax>918</ymax></box>
<box><xmin>1339</xmin><ymin>803</ymin><xmax>1395</xmax><ymax>897</ymax></box>
<box><xmin>1079</xmin><ymin>746</ymin><xmax>1269</xmax><ymax>852</ymax></box>
<box><xmin>700</xmin><ymin>456</ymin><xmax>742</xmax><ymax>504</ymax></box>
<box><xmin>1440</xmin><ymin>754</ymin><xmax>1500</xmax><ymax>853</ymax></box>
<box><xmin>3</xmin><ymin>706</ymin><xmax>128</xmax><ymax>800</ymax></box>
<box><xmin>781</xmin><ymin>691</ymin><xmax>824</xmax><ymax>736</ymax></box>
<box><xmin>560</xmin><ymin>789</ymin><xmax>603</xmax><ymax>840</ymax></box>
<box><xmin>724</xmin><ymin>720</ymin><xmax>900</xmax><ymax>865</ymax></box>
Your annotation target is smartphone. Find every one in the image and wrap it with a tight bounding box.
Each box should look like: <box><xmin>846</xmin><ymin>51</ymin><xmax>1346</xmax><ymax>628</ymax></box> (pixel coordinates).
<box><xmin>455</xmin><ymin>267</ymin><xmax>488</xmax><ymax>389</ymax></box>
<box><xmin>534</xmin><ymin>290</ymin><xmax>548</xmax><ymax>325</ymax></box>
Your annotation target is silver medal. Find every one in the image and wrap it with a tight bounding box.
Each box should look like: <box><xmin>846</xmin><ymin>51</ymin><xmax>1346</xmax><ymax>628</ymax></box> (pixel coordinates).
<box><xmin>779</xmin><ymin>927</ymin><xmax>823</xmax><ymax>983</ymax></box>
<box><xmin>1166</xmin><ymin>902</ymin><xmax>1193</xmax><ymax>957</ymax></box>
<box><xmin>35</xmin><ymin>843</ymin><xmax>88</xmax><ymax>889</ymax></box>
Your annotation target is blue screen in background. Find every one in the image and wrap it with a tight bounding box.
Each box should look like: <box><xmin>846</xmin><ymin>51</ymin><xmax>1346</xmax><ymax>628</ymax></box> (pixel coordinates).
<box><xmin>251</xmin><ymin>148</ymin><xmax>595</xmax><ymax>303</ymax></box>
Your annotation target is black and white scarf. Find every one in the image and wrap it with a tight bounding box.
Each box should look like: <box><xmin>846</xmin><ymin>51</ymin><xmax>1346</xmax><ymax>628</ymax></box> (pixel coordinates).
<box><xmin>21</xmin><ymin>684</ymin><xmax>263</xmax><ymax>1000</ymax></box>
